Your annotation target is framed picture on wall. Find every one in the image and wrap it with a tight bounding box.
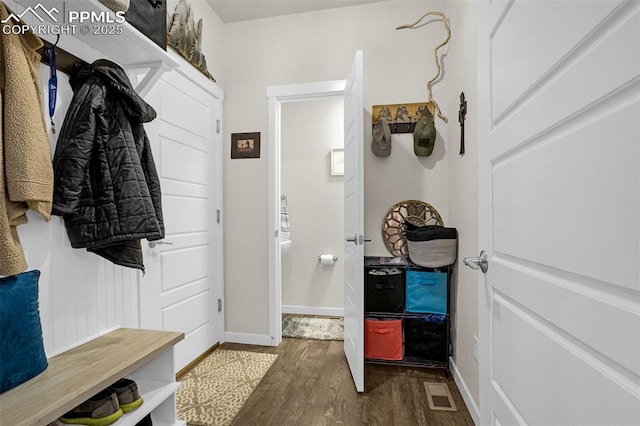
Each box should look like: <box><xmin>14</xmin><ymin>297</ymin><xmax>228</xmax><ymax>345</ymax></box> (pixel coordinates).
<box><xmin>231</xmin><ymin>132</ymin><xmax>261</xmax><ymax>159</ymax></box>
<box><xmin>331</xmin><ymin>148</ymin><xmax>344</xmax><ymax>176</ymax></box>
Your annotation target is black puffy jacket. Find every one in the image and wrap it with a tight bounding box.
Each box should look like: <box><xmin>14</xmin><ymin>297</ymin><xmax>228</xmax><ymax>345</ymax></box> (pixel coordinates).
<box><xmin>52</xmin><ymin>59</ymin><xmax>164</xmax><ymax>271</ymax></box>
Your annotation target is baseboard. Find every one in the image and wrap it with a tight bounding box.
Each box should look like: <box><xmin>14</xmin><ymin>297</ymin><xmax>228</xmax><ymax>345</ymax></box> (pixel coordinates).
<box><xmin>224</xmin><ymin>332</ymin><xmax>276</xmax><ymax>346</ymax></box>
<box><xmin>176</xmin><ymin>342</ymin><xmax>220</xmax><ymax>379</ymax></box>
<box><xmin>449</xmin><ymin>357</ymin><xmax>480</xmax><ymax>425</ymax></box>
<box><xmin>282</xmin><ymin>305</ymin><xmax>344</xmax><ymax>317</ymax></box>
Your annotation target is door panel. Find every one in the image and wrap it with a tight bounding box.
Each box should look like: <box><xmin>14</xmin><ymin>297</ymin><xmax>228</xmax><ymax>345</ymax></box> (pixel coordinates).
<box><xmin>478</xmin><ymin>0</ymin><xmax>640</xmax><ymax>424</ymax></box>
<box><xmin>491</xmin><ymin>0</ymin><xmax>622</xmax><ymax>117</ymax></box>
<box><xmin>163</xmin><ymin>196</ymin><xmax>209</xmax><ymax>234</ymax></box>
<box><xmin>158</xmin><ymin>80</ymin><xmax>209</xmax><ymax>138</ymax></box>
<box><xmin>492</xmin><ymin>101</ymin><xmax>639</xmax><ymax>289</ymax></box>
<box><xmin>161</xmin><ymin>246</ymin><xmax>209</xmax><ymax>291</ymax></box>
<box><xmin>492</xmin><ymin>292</ymin><xmax>640</xmax><ymax>425</ymax></box>
<box><xmin>140</xmin><ymin>64</ymin><xmax>223</xmax><ymax>373</ymax></box>
<box><xmin>343</xmin><ymin>50</ymin><xmax>365</xmax><ymax>393</ymax></box>
<box><xmin>160</xmin><ymin>139</ymin><xmax>208</xmax><ymax>185</ymax></box>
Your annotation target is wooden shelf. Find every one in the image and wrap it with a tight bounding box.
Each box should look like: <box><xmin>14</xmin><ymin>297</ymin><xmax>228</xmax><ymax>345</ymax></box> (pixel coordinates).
<box><xmin>364</xmin><ymin>257</ymin><xmax>452</xmax><ymax>372</ymax></box>
<box><xmin>10</xmin><ymin>0</ymin><xmax>179</xmax><ymax>95</ymax></box>
<box><xmin>0</xmin><ymin>328</ymin><xmax>184</xmax><ymax>426</ymax></box>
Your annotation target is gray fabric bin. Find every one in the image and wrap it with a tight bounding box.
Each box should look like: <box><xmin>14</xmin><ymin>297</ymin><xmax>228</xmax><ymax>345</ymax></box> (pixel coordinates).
<box><xmin>405</xmin><ymin>224</ymin><xmax>457</xmax><ymax>268</ymax></box>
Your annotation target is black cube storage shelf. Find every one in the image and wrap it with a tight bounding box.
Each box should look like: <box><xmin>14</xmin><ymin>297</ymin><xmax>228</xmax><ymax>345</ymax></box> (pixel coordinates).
<box><xmin>364</xmin><ymin>256</ymin><xmax>452</xmax><ymax>371</ymax></box>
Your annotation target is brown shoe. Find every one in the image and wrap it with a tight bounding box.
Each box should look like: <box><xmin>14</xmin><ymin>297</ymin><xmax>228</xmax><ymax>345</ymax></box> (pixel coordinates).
<box><xmin>59</xmin><ymin>389</ymin><xmax>123</xmax><ymax>425</ymax></box>
<box><xmin>109</xmin><ymin>378</ymin><xmax>144</xmax><ymax>413</ymax></box>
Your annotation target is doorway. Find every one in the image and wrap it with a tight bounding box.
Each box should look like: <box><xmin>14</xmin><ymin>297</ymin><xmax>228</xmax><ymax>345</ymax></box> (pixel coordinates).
<box><xmin>280</xmin><ymin>97</ymin><xmax>345</xmax><ymax>319</ymax></box>
<box><xmin>267</xmin><ymin>80</ymin><xmax>347</xmax><ymax>346</ymax></box>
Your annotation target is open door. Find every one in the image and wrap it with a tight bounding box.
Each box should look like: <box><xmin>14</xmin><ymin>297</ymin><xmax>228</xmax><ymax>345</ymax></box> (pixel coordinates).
<box><xmin>477</xmin><ymin>1</ymin><xmax>640</xmax><ymax>424</ymax></box>
<box><xmin>343</xmin><ymin>50</ymin><xmax>365</xmax><ymax>393</ymax></box>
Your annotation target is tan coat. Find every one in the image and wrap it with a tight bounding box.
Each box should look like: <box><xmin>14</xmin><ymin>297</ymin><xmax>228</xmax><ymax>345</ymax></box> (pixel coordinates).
<box><xmin>0</xmin><ymin>3</ymin><xmax>53</xmax><ymax>276</ymax></box>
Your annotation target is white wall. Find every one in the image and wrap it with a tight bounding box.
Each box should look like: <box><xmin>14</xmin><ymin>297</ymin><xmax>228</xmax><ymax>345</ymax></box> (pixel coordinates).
<box><xmin>281</xmin><ymin>97</ymin><xmax>344</xmax><ymax>314</ymax></box>
<box><xmin>220</xmin><ymin>0</ymin><xmax>450</xmax><ymax>336</ymax></box>
<box><xmin>218</xmin><ymin>0</ymin><xmax>479</xmax><ymax>413</ymax></box>
<box><xmin>446</xmin><ymin>0</ymin><xmax>480</xmax><ymax>413</ymax></box>
<box><xmin>4</xmin><ymin>0</ymin><xmax>140</xmax><ymax>357</ymax></box>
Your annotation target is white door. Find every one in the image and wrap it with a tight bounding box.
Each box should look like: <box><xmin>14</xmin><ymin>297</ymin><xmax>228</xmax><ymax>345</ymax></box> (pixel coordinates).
<box><xmin>477</xmin><ymin>1</ymin><xmax>640</xmax><ymax>424</ymax></box>
<box><xmin>343</xmin><ymin>50</ymin><xmax>365</xmax><ymax>393</ymax></box>
<box><xmin>140</xmin><ymin>60</ymin><xmax>224</xmax><ymax>373</ymax></box>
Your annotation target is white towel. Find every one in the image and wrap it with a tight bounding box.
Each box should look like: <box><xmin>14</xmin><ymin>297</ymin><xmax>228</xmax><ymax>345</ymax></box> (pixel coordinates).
<box><xmin>281</xmin><ymin>206</ymin><xmax>291</xmax><ymax>241</ymax></box>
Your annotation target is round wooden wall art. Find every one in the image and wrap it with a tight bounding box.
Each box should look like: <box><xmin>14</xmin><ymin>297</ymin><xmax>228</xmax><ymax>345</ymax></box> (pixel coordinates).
<box><xmin>382</xmin><ymin>200</ymin><xmax>443</xmax><ymax>257</ymax></box>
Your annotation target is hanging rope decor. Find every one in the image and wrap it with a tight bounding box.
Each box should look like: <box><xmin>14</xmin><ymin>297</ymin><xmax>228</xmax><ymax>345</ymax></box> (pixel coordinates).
<box><xmin>396</xmin><ymin>11</ymin><xmax>451</xmax><ymax>123</ymax></box>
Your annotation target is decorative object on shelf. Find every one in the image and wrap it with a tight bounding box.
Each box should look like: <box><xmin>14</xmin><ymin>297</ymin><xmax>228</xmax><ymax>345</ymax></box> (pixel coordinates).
<box><xmin>381</xmin><ymin>200</ymin><xmax>443</xmax><ymax>257</ymax></box>
<box><xmin>167</xmin><ymin>0</ymin><xmax>216</xmax><ymax>81</ymax></box>
<box><xmin>413</xmin><ymin>106</ymin><xmax>436</xmax><ymax>157</ymax></box>
<box><xmin>459</xmin><ymin>91</ymin><xmax>467</xmax><ymax>156</ymax></box>
<box><xmin>231</xmin><ymin>132</ymin><xmax>261</xmax><ymax>159</ymax></box>
<box><xmin>396</xmin><ymin>11</ymin><xmax>451</xmax><ymax>123</ymax></box>
<box><xmin>331</xmin><ymin>147</ymin><xmax>345</xmax><ymax>174</ymax></box>
<box><xmin>125</xmin><ymin>0</ymin><xmax>167</xmax><ymax>50</ymax></box>
<box><xmin>98</xmin><ymin>0</ymin><xmax>130</xmax><ymax>13</ymax></box>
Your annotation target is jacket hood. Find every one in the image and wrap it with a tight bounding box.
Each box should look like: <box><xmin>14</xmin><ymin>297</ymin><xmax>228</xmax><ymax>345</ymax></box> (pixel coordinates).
<box><xmin>70</xmin><ymin>59</ymin><xmax>157</xmax><ymax>123</ymax></box>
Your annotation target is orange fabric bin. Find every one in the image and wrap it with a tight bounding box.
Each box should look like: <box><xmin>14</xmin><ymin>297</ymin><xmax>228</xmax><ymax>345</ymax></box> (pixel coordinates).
<box><xmin>364</xmin><ymin>318</ymin><xmax>403</xmax><ymax>360</ymax></box>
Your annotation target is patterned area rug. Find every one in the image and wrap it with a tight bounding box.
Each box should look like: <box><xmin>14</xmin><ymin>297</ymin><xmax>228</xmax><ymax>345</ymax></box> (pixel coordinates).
<box><xmin>282</xmin><ymin>316</ymin><xmax>344</xmax><ymax>340</ymax></box>
<box><xmin>177</xmin><ymin>349</ymin><xmax>278</xmax><ymax>426</ymax></box>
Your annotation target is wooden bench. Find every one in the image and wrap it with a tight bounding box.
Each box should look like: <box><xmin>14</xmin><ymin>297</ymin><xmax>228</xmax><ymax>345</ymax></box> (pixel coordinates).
<box><xmin>0</xmin><ymin>328</ymin><xmax>184</xmax><ymax>426</ymax></box>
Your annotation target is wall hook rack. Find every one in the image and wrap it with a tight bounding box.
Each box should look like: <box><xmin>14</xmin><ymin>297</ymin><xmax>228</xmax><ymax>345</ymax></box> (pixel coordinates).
<box><xmin>38</xmin><ymin>38</ymin><xmax>88</xmax><ymax>75</ymax></box>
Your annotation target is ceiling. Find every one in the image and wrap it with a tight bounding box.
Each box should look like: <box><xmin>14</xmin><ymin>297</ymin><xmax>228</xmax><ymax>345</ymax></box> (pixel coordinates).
<box><xmin>206</xmin><ymin>0</ymin><xmax>387</xmax><ymax>23</ymax></box>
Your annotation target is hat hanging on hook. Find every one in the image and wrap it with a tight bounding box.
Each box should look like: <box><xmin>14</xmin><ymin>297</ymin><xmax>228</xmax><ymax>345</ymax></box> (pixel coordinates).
<box><xmin>396</xmin><ymin>11</ymin><xmax>451</xmax><ymax>123</ymax></box>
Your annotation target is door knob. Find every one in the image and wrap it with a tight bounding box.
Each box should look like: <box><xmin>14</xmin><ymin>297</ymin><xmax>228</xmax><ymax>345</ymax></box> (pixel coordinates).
<box><xmin>346</xmin><ymin>236</ymin><xmax>357</xmax><ymax>243</ymax></box>
<box><xmin>463</xmin><ymin>250</ymin><xmax>488</xmax><ymax>273</ymax></box>
<box><xmin>148</xmin><ymin>240</ymin><xmax>174</xmax><ymax>248</ymax></box>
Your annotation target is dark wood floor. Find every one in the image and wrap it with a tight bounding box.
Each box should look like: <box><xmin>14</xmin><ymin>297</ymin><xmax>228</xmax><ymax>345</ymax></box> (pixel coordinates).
<box><xmin>223</xmin><ymin>337</ymin><xmax>474</xmax><ymax>426</ymax></box>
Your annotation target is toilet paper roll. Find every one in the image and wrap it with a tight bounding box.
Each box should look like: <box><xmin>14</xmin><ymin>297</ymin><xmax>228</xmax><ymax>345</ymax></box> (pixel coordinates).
<box><xmin>319</xmin><ymin>254</ymin><xmax>336</xmax><ymax>266</ymax></box>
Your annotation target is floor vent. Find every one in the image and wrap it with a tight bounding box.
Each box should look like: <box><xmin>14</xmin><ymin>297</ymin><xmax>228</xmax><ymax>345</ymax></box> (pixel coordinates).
<box><xmin>423</xmin><ymin>382</ymin><xmax>457</xmax><ymax>412</ymax></box>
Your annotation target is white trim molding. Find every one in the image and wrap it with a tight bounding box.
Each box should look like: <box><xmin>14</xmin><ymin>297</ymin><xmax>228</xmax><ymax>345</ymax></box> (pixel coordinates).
<box><xmin>267</xmin><ymin>79</ymin><xmax>347</xmax><ymax>348</ymax></box>
<box><xmin>224</xmin><ymin>332</ymin><xmax>276</xmax><ymax>347</ymax></box>
<box><xmin>450</xmin><ymin>357</ymin><xmax>480</xmax><ymax>425</ymax></box>
<box><xmin>282</xmin><ymin>305</ymin><xmax>344</xmax><ymax>317</ymax></box>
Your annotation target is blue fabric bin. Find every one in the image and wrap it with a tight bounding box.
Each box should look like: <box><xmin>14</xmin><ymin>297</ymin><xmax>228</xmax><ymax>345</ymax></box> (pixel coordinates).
<box><xmin>405</xmin><ymin>269</ymin><xmax>447</xmax><ymax>314</ymax></box>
